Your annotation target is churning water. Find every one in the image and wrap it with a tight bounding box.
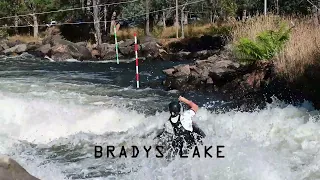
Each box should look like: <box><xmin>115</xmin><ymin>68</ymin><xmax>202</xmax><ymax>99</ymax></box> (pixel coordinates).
<box><xmin>0</xmin><ymin>54</ymin><xmax>320</xmax><ymax>180</ymax></box>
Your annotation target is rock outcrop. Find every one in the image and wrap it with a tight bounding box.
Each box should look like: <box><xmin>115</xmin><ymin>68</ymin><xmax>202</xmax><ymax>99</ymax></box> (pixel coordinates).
<box><xmin>162</xmin><ymin>50</ymin><xmax>276</xmax><ymax>101</ymax></box>
<box><xmin>0</xmin><ymin>26</ymin><xmax>227</xmax><ymax>62</ymax></box>
<box><xmin>0</xmin><ymin>155</ymin><xmax>39</xmax><ymax>180</ymax></box>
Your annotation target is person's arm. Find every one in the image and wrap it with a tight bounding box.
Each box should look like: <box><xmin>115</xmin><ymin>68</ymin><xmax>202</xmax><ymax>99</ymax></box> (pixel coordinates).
<box><xmin>178</xmin><ymin>96</ymin><xmax>199</xmax><ymax>113</ymax></box>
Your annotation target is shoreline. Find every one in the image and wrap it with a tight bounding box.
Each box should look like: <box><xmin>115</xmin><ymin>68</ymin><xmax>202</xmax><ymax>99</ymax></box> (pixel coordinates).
<box><xmin>1</xmin><ymin>16</ymin><xmax>320</xmax><ymax>110</ymax></box>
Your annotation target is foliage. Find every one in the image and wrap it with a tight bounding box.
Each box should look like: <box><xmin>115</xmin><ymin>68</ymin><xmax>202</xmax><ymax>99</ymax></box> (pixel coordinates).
<box><xmin>234</xmin><ymin>23</ymin><xmax>291</xmax><ymax>62</ymax></box>
<box><xmin>209</xmin><ymin>25</ymin><xmax>233</xmax><ymax>36</ymax></box>
<box><xmin>0</xmin><ymin>0</ymin><xmax>315</xmax><ymax>43</ymax></box>
<box><xmin>0</xmin><ymin>29</ymin><xmax>8</xmax><ymax>38</ymax></box>
<box><xmin>220</xmin><ymin>0</ymin><xmax>238</xmax><ymax>17</ymax></box>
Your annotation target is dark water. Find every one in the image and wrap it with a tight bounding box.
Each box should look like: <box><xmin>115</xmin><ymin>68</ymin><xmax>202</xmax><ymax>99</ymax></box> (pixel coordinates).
<box><xmin>0</xmin><ymin>54</ymin><xmax>238</xmax><ymax>114</ymax></box>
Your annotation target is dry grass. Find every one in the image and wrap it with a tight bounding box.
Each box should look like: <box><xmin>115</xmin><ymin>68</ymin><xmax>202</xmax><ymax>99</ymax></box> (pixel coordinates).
<box><xmin>232</xmin><ymin>15</ymin><xmax>320</xmax><ymax>81</ymax></box>
<box><xmin>232</xmin><ymin>15</ymin><xmax>288</xmax><ymax>44</ymax></box>
<box><xmin>156</xmin><ymin>23</ymin><xmax>214</xmax><ymax>38</ymax></box>
<box><xmin>116</xmin><ymin>23</ymin><xmax>215</xmax><ymax>40</ymax></box>
<box><xmin>275</xmin><ymin>19</ymin><xmax>320</xmax><ymax>80</ymax></box>
<box><xmin>8</xmin><ymin>35</ymin><xmax>42</xmax><ymax>44</ymax></box>
<box><xmin>116</xmin><ymin>27</ymin><xmax>144</xmax><ymax>40</ymax></box>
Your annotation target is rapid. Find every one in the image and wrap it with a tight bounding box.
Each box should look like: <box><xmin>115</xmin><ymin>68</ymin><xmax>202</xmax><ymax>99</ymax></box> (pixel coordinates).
<box><xmin>0</xmin><ymin>54</ymin><xmax>320</xmax><ymax>180</ymax></box>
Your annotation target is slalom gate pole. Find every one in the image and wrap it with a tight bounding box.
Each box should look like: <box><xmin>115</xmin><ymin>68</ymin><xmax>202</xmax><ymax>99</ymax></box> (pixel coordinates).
<box><xmin>134</xmin><ymin>32</ymin><xmax>139</xmax><ymax>88</ymax></box>
<box><xmin>114</xmin><ymin>25</ymin><xmax>119</xmax><ymax>64</ymax></box>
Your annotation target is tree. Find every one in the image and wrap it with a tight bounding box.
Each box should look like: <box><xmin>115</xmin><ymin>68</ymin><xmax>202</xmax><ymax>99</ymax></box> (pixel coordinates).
<box><xmin>92</xmin><ymin>0</ymin><xmax>102</xmax><ymax>45</ymax></box>
<box><xmin>19</xmin><ymin>0</ymin><xmax>56</xmax><ymax>37</ymax></box>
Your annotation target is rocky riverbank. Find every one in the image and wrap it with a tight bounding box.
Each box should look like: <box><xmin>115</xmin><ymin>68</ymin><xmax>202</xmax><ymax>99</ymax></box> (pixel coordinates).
<box><xmin>162</xmin><ymin>45</ymin><xmax>320</xmax><ymax>110</ymax></box>
<box><xmin>0</xmin><ymin>26</ymin><xmax>227</xmax><ymax>62</ymax></box>
<box><xmin>2</xmin><ymin>26</ymin><xmax>320</xmax><ymax>110</ymax></box>
<box><xmin>0</xmin><ymin>155</ymin><xmax>39</xmax><ymax>180</ymax></box>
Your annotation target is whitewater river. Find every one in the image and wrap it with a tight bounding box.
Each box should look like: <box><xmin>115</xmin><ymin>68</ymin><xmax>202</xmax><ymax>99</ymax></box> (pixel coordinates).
<box><xmin>0</xmin><ymin>54</ymin><xmax>320</xmax><ymax>180</ymax></box>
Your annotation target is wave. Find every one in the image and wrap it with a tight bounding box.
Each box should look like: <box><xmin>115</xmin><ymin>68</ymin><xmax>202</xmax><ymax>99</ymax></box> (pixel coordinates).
<box><xmin>0</xmin><ymin>92</ymin><xmax>320</xmax><ymax>179</ymax></box>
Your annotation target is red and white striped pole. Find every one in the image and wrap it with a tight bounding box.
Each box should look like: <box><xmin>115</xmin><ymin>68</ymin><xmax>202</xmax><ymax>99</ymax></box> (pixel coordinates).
<box><xmin>134</xmin><ymin>32</ymin><xmax>139</xmax><ymax>88</ymax></box>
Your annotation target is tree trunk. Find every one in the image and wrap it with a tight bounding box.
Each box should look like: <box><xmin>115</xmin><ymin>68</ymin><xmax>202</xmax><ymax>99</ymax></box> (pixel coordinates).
<box><xmin>318</xmin><ymin>1</ymin><xmax>320</xmax><ymax>24</ymax></box>
<box><xmin>264</xmin><ymin>0</ymin><xmax>267</xmax><ymax>16</ymax></box>
<box><xmin>184</xmin><ymin>11</ymin><xmax>188</xmax><ymax>24</ymax></box>
<box><xmin>242</xmin><ymin>9</ymin><xmax>247</xmax><ymax>22</ymax></box>
<box><xmin>14</xmin><ymin>14</ymin><xmax>18</xmax><ymax>34</ymax></box>
<box><xmin>87</xmin><ymin>0</ymin><xmax>92</xmax><ymax>12</ymax></box>
<box><xmin>181</xmin><ymin>8</ymin><xmax>185</xmax><ymax>38</ymax></box>
<box><xmin>175</xmin><ymin>0</ymin><xmax>179</xmax><ymax>38</ymax></box>
<box><xmin>313</xmin><ymin>6</ymin><xmax>319</xmax><ymax>26</ymax></box>
<box><xmin>104</xmin><ymin>6</ymin><xmax>107</xmax><ymax>32</ymax></box>
<box><xmin>275</xmin><ymin>0</ymin><xmax>279</xmax><ymax>15</ymax></box>
<box><xmin>81</xmin><ymin>0</ymin><xmax>85</xmax><ymax>10</ymax></box>
<box><xmin>110</xmin><ymin>11</ymin><xmax>116</xmax><ymax>35</ymax></box>
<box><xmin>93</xmin><ymin>0</ymin><xmax>102</xmax><ymax>45</ymax></box>
<box><xmin>32</xmin><ymin>14</ymin><xmax>38</xmax><ymax>38</ymax></box>
<box><xmin>162</xmin><ymin>9</ymin><xmax>166</xmax><ymax>28</ymax></box>
<box><xmin>145</xmin><ymin>0</ymin><xmax>150</xmax><ymax>35</ymax></box>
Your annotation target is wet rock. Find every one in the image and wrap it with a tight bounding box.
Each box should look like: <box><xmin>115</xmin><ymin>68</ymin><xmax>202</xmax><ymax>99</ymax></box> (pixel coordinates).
<box><xmin>140</xmin><ymin>40</ymin><xmax>164</xmax><ymax>60</ymax></box>
<box><xmin>37</xmin><ymin>44</ymin><xmax>51</xmax><ymax>55</ymax></box>
<box><xmin>97</xmin><ymin>43</ymin><xmax>123</xmax><ymax>60</ymax></box>
<box><xmin>50</xmin><ymin>39</ymin><xmax>92</xmax><ymax>60</ymax></box>
<box><xmin>26</xmin><ymin>42</ymin><xmax>41</xmax><ymax>51</ymax></box>
<box><xmin>0</xmin><ymin>40</ymin><xmax>9</xmax><ymax>51</ymax></box>
<box><xmin>91</xmin><ymin>48</ymin><xmax>100</xmax><ymax>59</ymax></box>
<box><xmin>116</xmin><ymin>37</ymin><xmax>167</xmax><ymax>61</ymax></box>
<box><xmin>3</xmin><ymin>44</ymin><xmax>27</xmax><ymax>55</ymax></box>
<box><xmin>189</xmin><ymin>49</ymin><xmax>220</xmax><ymax>60</ymax></box>
<box><xmin>163</xmin><ymin>51</ymin><xmax>191</xmax><ymax>61</ymax></box>
<box><xmin>163</xmin><ymin>50</ymin><xmax>274</xmax><ymax>98</ymax></box>
<box><xmin>166</xmin><ymin>35</ymin><xmax>227</xmax><ymax>53</ymax></box>
<box><xmin>6</xmin><ymin>40</ymin><xmax>23</xmax><ymax>48</ymax></box>
<box><xmin>163</xmin><ymin>68</ymin><xmax>175</xmax><ymax>76</ymax></box>
<box><xmin>51</xmin><ymin>52</ymin><xmax>73</xmax><ymax>61</ymax></box>
<box><xmin>118</xmin><ymin>39</ymin><xmax>135</xmax><ymax>56</ymax></box>
<box><xmin>0</xmin><ymin>155</ymin><xmax>40</xmax><ymax>180</ymax></box>
<box><xmin>75</xmin><ymin>41</ymin><xmax>87</xmax><ymax>47</ymax></box>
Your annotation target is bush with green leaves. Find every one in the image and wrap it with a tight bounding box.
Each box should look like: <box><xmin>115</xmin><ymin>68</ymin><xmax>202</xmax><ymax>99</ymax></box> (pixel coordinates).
<box><xmin>0</xmin><ymin>29</ymin><xmax>8</xmax><ymax>38</ymax></box>
<box><xmin>234</xmin><ymin>23</ymin><xmax>291</xmax><ymax>62</ymax></box>
<box><xmin>209</xmin><ymin>26</ymin><xmax>233</xmax><ymax>36</ymax></box>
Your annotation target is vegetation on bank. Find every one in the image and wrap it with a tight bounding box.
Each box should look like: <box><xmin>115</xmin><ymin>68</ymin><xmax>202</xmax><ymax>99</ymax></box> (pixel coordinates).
<box><xmin>232</xmin><ymin>15</ymin><xmax>320</xmax><ymax>81</ymax></box>
<box><xmin>234</xmin><ymin>21</ymin><xmax>291</xmax><ymax>62</ymax></box>
<box><xmin>2</xmin><ymin>14</ymin><xmax>320</xmax><ymax>82</ymax></box>
<box><xmin>115</xmin><ymin>14</ymin><xmax>320</xmax><ymax>82</ymax></box>
<box><xmin>0</xmin><ymin>0</ymin><xmax>319</xmax><ymax>82</ymax></box>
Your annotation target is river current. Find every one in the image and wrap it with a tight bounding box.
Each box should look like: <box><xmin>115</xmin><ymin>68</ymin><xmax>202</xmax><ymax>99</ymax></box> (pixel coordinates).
<box><xmin>0</xmin><ymin>54</ymin><xmax>319</xmax><ymax>180</ymax></box>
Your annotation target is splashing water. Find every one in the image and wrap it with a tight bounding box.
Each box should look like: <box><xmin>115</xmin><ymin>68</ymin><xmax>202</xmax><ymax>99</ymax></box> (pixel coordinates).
<box><xmin>0</xmin><ymin>57</ymin><xmax>320</xmax><ymax>179</ymax></box>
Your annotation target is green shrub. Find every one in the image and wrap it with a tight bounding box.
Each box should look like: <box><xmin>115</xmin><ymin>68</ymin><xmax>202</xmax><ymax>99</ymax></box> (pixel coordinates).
<box><xmin>209</xmin><ymin>26</ymin><xmax>233</xmax><ymax>36</ymax></box>
<box><xmin>234</xmin><ymin>23</ymin><xmax>291</xmax><ymax>62</ymax></box>
<box><xmin>151</xmin><ymin>26</ymin><xmax>164</xmax><ymax>38</ymax></box>
<box><xmin>0</xmin><ymin>29</ymin><xmax>8</xmax><ymax>38</ymax></box>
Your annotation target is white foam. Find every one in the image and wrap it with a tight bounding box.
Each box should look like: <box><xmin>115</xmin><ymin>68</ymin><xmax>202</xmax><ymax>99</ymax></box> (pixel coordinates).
<box><xmin>0</xmin><ymin>93</ymin><xmax>146</xmax><ymax>144</ymax></box>
<box><xmin>1</xmin><ymin>91</ymin><xmax>320</xmax><ymax>180</ymax></box>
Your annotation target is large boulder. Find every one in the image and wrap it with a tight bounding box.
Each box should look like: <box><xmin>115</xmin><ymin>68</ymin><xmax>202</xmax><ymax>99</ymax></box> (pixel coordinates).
<box><xmin>118</xmin><ymin>39</ymin><xmax>135</xmax><ymax>57</ymax></box>
<box><xmin>51</xmin><ymin>52</ymin><xmax>73</xmax><ymax>61</ymax></box>
<box><xmin>6</xmin><ymin>40</ymin><xmax>23</xmax><ymax>48</ymax></box>
<box><xmin>50</xmin><ymin>38</ymin><xmax>92</xmax><ymax>61</ymax></box>
<box><xmin>140</xmin><ymin>36</ymin><xmax>168</xmax><ymax>60</ymax></box>
<box><xmin>116</xmin><ymin>36</ymin><xmax>168</xmax><ymax>60</ymax></box>
<box><xmin>0</xmin><ymin>155</ymin><xmax>40</xmax><ymax>180</ymax></box>
<box><xmin>3</xmin><ymin>44</ymin><xmax>27</xmax><ymax>55</ymax></box>
<box><xmin>0</xmin><ymin>39</ymin><xmax>9</xmax><ymax>52</ymax></box>
<box><xmin>37</xmin><ymin>44</ymin><xmax>51</xmax><ymax>55</ymax></box>
<box><xmin>97</xmin><ymin>43</ymin><xmax>123</xmax><ymax>60</ymax></box>
<box><xmin>140</xmin><ymin>40</ymin><xmax>163</xmax><ymax>60</ymax></box>
<box><xmin>162</xmin><ymin>50</ymin><xmax>275</xmax><ymax>98</ymax></box>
